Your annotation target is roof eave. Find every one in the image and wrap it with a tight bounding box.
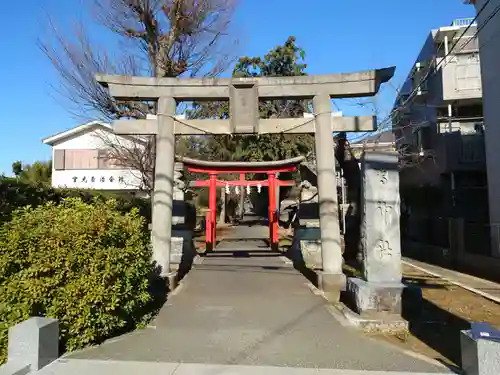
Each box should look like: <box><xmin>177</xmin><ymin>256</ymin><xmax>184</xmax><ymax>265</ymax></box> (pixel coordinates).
<box><xmin>42</xmin><ymin>121</ymin><xmax>112</xmax><ymax>146</ymax></box>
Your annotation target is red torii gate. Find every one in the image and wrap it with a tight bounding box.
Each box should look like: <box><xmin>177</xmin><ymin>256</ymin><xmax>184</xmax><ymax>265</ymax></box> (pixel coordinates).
<box><xmin>178</xmin><ymin>156</ymin><xmax>305</xmax><ymax>251</ymax></box>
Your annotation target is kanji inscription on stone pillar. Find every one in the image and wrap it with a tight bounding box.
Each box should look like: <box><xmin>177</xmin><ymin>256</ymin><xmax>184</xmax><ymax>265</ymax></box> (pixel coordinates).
<box><xmin>376</xmin><ymin>201</ymin><xmax>393</xmax><ymax>226</ymax></box>
<box><xmin>375</xmin><ymin>239</ymin><xmax>393</xmax><ymax>262</ymax></box>
<box><xmin>376</xmin><ymin>169</ymin><xmax>389</xmax><ymax>184</ymax></box>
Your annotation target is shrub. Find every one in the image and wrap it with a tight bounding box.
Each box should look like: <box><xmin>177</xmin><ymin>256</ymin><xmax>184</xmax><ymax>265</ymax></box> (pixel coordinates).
<box><xmin>0</xmin><ymin>198</ymin><xmax>153</xmax><ymax>364</ymax></box>
<box><xmin>0</xmin><ymin>177</ymin><xmax>151</xmax><ymax>224</ymax></box>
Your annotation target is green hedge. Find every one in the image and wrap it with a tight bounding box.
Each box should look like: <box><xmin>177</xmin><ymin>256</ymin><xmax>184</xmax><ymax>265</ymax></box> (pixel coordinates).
<box><xmin>0</xmin><ymin>177</ymin><xmax>151</xmax><ymax>224</ymax></box>
<box><xmin>0</xmin><ymin>198</ymin><xmax>154</xmax><ymax>364</ymax></box>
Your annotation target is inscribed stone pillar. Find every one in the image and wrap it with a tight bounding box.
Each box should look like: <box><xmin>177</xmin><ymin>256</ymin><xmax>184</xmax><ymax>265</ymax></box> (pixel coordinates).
<box><xmin>360</xmin><ymin>151</ymin><xmax>401</xmax><ymax>283</ymax></box>
<box><xmin>152</xmin><ymin>97</ymin><xmax>176</xmax><ymax>277</ymax></box>
<box><xmin>313</xmin><ymin>94</ymin><xmax>344</xmax><ymax>299</ymax></box>
<box><xmin>347</xmin><ymin>151</ymin><xmax>405</xmax><ymax>318</ymax></box>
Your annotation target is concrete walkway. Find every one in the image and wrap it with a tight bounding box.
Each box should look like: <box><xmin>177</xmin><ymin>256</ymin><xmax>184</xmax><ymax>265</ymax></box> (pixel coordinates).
<box><xmin>39</xmin><ymin>360</ymin><xmax>451</xmax><ymax>375</ymax></box>
<box><xmin>62</xmin><ymin>250</ymin><xmax>450</xmax><ymax>373</ymax></box>
<box><xmin>403</xmin><ymin>257</ymin><xmax>500</xmax><ymax>304</ymax></box>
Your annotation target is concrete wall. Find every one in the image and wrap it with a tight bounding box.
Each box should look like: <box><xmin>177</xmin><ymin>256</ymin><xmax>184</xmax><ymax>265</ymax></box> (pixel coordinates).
<box><xmin>472</xmin><ymin>0</ymin><xmax>500</xmax><ymax>257</ymax></box>
<box><xmin>441</xmin><ymin>55</ymin><xmax>482</xmax><ymax>101</ymax></box>
<box><xmin>50</xmin><ymin>128</ymin><xmax>143</xmax><ymax>190</ymax></box>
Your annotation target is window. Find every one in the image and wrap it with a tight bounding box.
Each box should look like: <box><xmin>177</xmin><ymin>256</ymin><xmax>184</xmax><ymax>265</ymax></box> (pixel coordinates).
<box><xmin>64</xmin><ymin>150</ymin><xmax>98</xmax><ymax>170</ymax></box>
<box><xmin>98</xmin><ymin>149</ymin><xmax>133</xmax><ymax>169</ymax></box>
<box><xmin>54</xmin><ymin>150</ymin><xmax>65</xmax><ymax>171</ymax></box>
<box><xmin>98</xmin><ymin>149</ymin><xmax>116</xmax><ymax>169</ymax></box>
<box><xmin>53</xmin><ymin>149</ymin><xmax>133</xmax><ymax>170</ymax></box>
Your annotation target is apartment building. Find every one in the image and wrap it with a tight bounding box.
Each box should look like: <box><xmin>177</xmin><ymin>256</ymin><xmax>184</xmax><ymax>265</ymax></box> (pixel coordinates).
<box><xmin>465</xmin><ymin>0</ymin><xmax>500</xmax><ymax>257</ymax></box>
<box><xmin>393</xmin><ymin>18</ymin><xmax>487</xmax><ymax>220</ymax></box>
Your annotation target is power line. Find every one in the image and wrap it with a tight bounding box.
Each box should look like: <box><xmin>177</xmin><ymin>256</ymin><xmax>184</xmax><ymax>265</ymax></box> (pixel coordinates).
<box><xmin>377</xmin><ymin>0</ymin><xmax>496</xmax><ymax>135</ymax></box>
<box><xmin>343</xmin><ymin>2</ymin><xmax>498</xmax><ymax>147</ymax></box>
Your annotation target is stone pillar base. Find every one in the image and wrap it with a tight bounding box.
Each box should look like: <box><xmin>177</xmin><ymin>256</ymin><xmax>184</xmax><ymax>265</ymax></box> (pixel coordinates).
<box><xmin>347</xmin><ymin>277</ymin><xmax>405</xmax><ymax>318</ymax></box>
<box><xmin>319</xmin><ymin>272</ymin><xmax>346</xmax><ymax>303</ymax></box>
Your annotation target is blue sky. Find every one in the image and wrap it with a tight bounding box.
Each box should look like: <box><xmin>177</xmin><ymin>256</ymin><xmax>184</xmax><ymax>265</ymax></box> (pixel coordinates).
<box><xmin>0</xmin><ymin>0</ymin><xmax>474</xmax><ymax>175</ymax></box>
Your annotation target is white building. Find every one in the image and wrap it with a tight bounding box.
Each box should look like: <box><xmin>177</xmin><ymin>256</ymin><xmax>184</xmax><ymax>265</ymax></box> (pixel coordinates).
<box><xmin>42</xmin><ymin>121</ymin><xmax>145</xmax><ymax>191</ymax></box>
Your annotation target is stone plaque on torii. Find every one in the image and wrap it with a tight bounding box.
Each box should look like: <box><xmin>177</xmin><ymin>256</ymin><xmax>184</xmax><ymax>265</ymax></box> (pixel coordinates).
<box><xmin>96</xmin><ymin>67</ymin><xmax>395</xmax><ymax>300</ymax></box>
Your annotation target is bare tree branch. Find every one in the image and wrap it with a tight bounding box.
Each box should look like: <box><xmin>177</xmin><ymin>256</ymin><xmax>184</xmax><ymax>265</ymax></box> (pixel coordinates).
<box><xmin>40</xmin><ymin>0</ymin><xmax>239</xmax><ymax>192</ymax></box>
<box><xmin>97</xmin><ymin>131</ymin><xmax>156</xmax><ymax>191</ymax></box>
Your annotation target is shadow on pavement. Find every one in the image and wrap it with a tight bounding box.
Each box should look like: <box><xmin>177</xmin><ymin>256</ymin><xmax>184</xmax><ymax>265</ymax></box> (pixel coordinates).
<box><xmin>342</xmin><ymin>261</ymin><xmax>469</xmax><ymax>369</ymax></box>
<box><xmin>282</xmin><ymin>244</ymin><xmax>319</xmax><ymax>288</ymax></box>
<box><xmin>176</xmin><ymin>238</ymin><xmax>197</xmax><ymax>283</ymax></box>
<box><xmin>402</xmin><ymin>291</ymin><xmax>470</xmax><ymax>368</ymax></box>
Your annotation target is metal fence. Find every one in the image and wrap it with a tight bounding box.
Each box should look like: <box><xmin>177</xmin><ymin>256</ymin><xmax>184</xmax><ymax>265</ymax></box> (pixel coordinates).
<box><xmin>452</xmin><ymin>17</ymin><xmax>477</xmax><ymax>27</ymax></box>
<box><xmin>463</xmin><ymin>220</ymin><xmax>491</xmax><ymax>256</ymax></box>
<box><xmin>404</xmin><ymin>216</ymin><xmax>450</xmax><ymax>248</ymax></box>
<box><xmin>403</xmin><ymin>216</ymin><xmax>492</xmax><ymax>256</ymax></box>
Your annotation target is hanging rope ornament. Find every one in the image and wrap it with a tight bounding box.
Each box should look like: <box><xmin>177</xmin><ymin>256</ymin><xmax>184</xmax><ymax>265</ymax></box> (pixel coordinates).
<box><xmin>225</xmin><ymin>182</ymin><xmax>230</xmax><ymax>194</ymax></box>
<box><xmin>235</xmin><ymin>186</ymin><xmax>240</xmax><ymax>195</ymax></box>
<box><xmin>257</xmin><ymin>183</ymin><xmax>262</xmax><ymax>194</ymax></box>
<box><xmin>246</xmin><ymin>184</ymin><xmax>251</xmax><ymax>195</ymax></box>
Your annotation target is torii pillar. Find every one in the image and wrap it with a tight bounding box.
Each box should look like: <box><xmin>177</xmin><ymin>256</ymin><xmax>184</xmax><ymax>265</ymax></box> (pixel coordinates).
<box><xmin>96</xmin><ymin>67</ymin><xmax>395</xmax><ymax>297</ymax></box>
<box><xmin>313</xmin><ymin>94</ymin><xmax>344</xmax><ymax>299</ymax></box>
<box><xmin>151</xmin><ymin>97</ymin><xmax>176</xmax><ymax>279</ymax></box>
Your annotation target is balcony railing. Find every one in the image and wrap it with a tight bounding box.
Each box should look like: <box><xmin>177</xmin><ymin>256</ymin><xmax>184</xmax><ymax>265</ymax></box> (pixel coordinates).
<box><xmin>452</xmin><ymin>18</ymin><xmax>477</xmax><ymax>27</ymax></box>
<box><xmin>443</xmin><ymin>132</ymin><xmax>485</xmax><ymax>171</ymax></box>
<box><xmin>460</xmin><ymin>134</ymin><xmax>485</xmax><ymax>163</ymax></box>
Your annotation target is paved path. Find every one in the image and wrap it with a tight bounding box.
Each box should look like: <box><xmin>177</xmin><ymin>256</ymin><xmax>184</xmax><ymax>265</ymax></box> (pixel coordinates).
<box><xmin>403</xmin><ymin>257</ymin><xmax>500</xmax><ymax>304</ymax></box>
<box><xmin>65</xmin><ymin>249</ymin><xmax>449</xmax><ymax>372</ymax></box>
<box><xmin>39</xmin><ymin>360</ymin><xmax>451</xmax><ymax>375</ymax></box>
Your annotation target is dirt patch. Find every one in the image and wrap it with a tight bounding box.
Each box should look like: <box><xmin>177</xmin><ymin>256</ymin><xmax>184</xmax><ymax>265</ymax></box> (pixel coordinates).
<box><xmin>370</xmin><ymin>264</ymin><xmax>500</xmax><ymax>368</ymax></box>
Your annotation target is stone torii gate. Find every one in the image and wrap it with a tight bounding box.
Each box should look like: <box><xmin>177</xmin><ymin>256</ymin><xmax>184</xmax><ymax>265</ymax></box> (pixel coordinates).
<box><xmin>96</xmin><ymin>67</ymin><xmax>395</xmax><ymax>301</ymax></box>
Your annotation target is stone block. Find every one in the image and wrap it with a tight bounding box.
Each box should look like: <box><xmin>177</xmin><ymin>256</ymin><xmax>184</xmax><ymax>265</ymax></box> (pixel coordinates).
<box><xmin>461</xmin><ymin>329</ymin><xmax>500</xmax><ymax>375</ymax></box>
<box><xmin>173</xmin><ymin>189</ymin><xmax>185</xmax><ymax>201</ymax></box>
<box><xmin>360</xmin><ymin>151</ymin><xmax>402</xmax><ymax>284</ymax></box>
<box><xmin>292</xmin><ymin>226</ymin><xmax>322</xmax><ymax>269</ymax></box>
<box><xmin>300</xmin><ymin>186</ymin><xmax>318</xmax><ymax>202</ymax></box>
<box><xmin>279</xmin><ymin>199</ymin><xmax>296</xmax><ymax>223</ymax></box>
<box><xmin>347</xmin><ymin>277</ymin><xmax>405</xmax><ymax>318</ymax></box>
<box><xmin>8</xmin><ymin>317</ymin><xmax>59</xmax><ymax>371</ymax></box>
<box><xmin>170</xmin><ymin>230</ymin><xmax>194</xmax><ymax>265</ymax></box>
<box><xmin>172</xmin><ymin>199</ymin><xmax>186</xmax><ymax>226</ymax></box>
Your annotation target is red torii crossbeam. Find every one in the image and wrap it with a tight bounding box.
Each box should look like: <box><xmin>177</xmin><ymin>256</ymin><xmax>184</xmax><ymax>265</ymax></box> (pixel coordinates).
<box><xmin>178</xmin><ymin>156</ymin><xmax>305</xmax><ymax>251</ymax></box>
